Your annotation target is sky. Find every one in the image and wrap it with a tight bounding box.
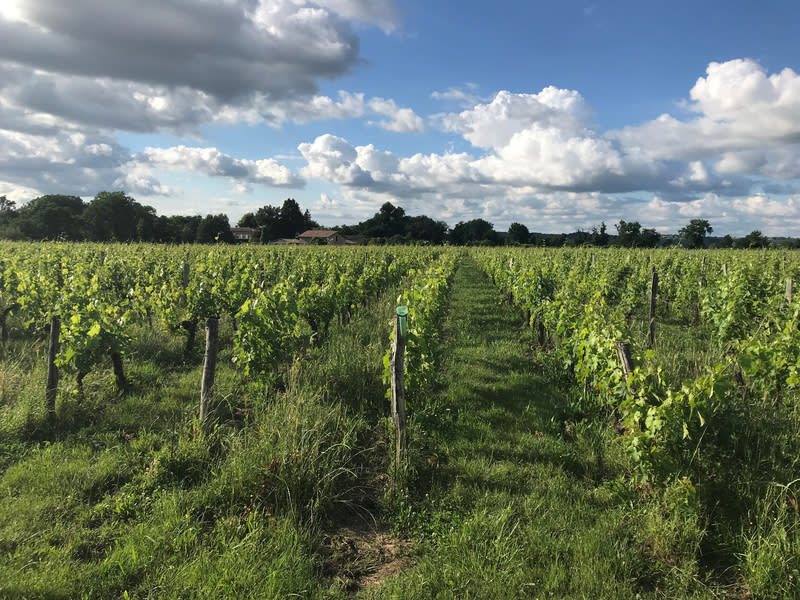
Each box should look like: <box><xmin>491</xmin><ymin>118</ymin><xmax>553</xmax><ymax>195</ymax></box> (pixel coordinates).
<box><xmin>1</xmin><ymin>1</ymin><xmax>800</xmax><ymax>236</ymax></box>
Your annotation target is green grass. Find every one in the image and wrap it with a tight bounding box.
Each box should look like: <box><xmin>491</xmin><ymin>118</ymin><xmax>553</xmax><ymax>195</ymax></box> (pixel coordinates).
<box><xmin>1</xmin><ymin>254</ymin><xmax>797</xmax><ymax>598</ymax></box>
<box><xmin>369</xmin><ymin>258</ymin><xmax>717</xmax><ymax>599</ymax></box>
<box><xmin>0</xmin><ymin>281</ymin><xmax>405</xmax><ymax>598</ymax></box>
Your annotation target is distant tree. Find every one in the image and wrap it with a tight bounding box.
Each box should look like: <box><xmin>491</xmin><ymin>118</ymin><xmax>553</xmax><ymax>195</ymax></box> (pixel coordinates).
<box><xmin>449</xmin><ymin>219</ymin><xmax>499</xmax><ymax>245</ymax></box>
<box><xmin>716</xmin><ymin>234</ymin><xmax>734</xmax><ymax>248</ymax></box>
<box><xmin>507</xmin><ymin>222</ymin><xmax>530</xmax><ymax>245</ymax></box>
<box><xmin>679</xmin><ymin>219</ymin><xmax>713</xmax><ymax>249</ymax></box>
<box><xmin>16</xmin><ymin>194</ymin><xmax>86</xmax><ymax>240</ymax></box>
<box><xmin>736</xmin><ymin>230</ymin><xmax>770</xmax><ymax>249</ymax></box>
<box><xmin>566</xmin><ymin>230</ymin><xmax>591</xmax><ymax>247</ymax></box>
<box><xmin>279</xmin><ymin>198</ymin><xmax>306</xmax><ymax>238</ymax></box>
<box><xmin>0</xmin><ymin>195</ymin><xmax>15</xmax><ymax>213</ymax></box>
<box><xmin>237</xmin><ymin>212</ymin><xmax>258</xmax><ymax>228</ymax></box>
<box><xmin>590</xmin><ymin>222</ymin><xmax>609</xmax><ymax>246</ymax></box>
<box><xmin>196</xmin><ymin>214</ymin><xmax>234</xmax><ymax>243</ymax></box>
<box><xmin>82</xmin><ymin>191</ymin><xmax>157</xmax><ymax>242</ymax></box>
<box><xmin>255</xmin><ymin>205</ymin><xmax>282</xmax><ymax>242</ymax></box>
<box><xmin>615</xmin><ymin>220</ymin><xmax>642</xmax><ymax>247</ymax></box>
<box><xmin>406</xmin><ymin>215</ymin><xmax>447</xmax><ymax>244</ymax></box>
<box><xmin>303</xmin><ymin>209</ymin><xmax>319</xmax><ymax>231</ymax></box>
<box><xmin>639</xmin><ymin>227</ymin><xmax>661</xmax><ymax>248</ymax></box>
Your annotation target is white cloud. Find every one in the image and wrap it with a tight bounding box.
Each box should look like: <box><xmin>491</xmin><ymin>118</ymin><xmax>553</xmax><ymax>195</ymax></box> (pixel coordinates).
<box><xmin>140</xmin><ymin>146</ymin><xmax>303</xmax><ymax>188</ymax></box>
<box><xmin>367</xmin><ymin>97</ymin><xmax>425</xmax><ymax>132</ymax></box>
<box><xmin>436</xmin><ymin>88</ymin><xmax>594</xmax><ymax>149</ymax></box>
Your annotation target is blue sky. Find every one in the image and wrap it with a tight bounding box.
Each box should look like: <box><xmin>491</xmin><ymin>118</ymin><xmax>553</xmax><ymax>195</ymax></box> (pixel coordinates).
<box><xmin>2</xmin><ymin>0</ymin><xmax>800</xmax><ymax>235</ymax></box>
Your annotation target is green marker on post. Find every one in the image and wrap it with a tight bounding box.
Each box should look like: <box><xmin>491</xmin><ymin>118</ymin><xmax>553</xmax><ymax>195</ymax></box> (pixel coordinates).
<box><xmin>396</xmin><ymin>305</ymin><xmax>409</xmax><ymax>338</ymax></box>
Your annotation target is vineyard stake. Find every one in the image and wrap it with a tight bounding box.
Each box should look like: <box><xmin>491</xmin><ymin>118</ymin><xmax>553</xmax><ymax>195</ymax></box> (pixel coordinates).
<box><xmin>723</xmin><ymin>263</ymin><xmax>728</xmax><ymax>278</ymax></box>
<box><xmin>390</xmin><ymin>312</ymin><xmax>407</xmax><ymax>475</ymax></box>
<box><xmin>616</xmin><ymin>341</ymin><xmax>633</xmax><ymax>379</ymax></box>
<box><xmin>45</xmin><ymin>315</ymin><xmax>60</xmax><ymax>416</ymax></box>
<box><xmin>648</xmin><ymin>267</ymin><xmax>658</xmax><ymax>348</ymax></box>
<box><xmin>199</xmin><ymin>317</ymin><xmax>219</xmax><ymax>421</ymax></box>
<box><xmin>787</xmin><ymin>278</ymin><xmax>793</xmax><ymax>305</ymax></box>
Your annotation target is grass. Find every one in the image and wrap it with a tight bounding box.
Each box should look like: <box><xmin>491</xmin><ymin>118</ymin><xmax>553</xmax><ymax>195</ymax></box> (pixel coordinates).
<box><xmin>1</xmin><ymin>253</ymin><xmax>797</xmax><ymax>598</ymax></box>
<box><xmin>371</xmin><ymin>258</ymin><xmax>716</xmax><ymax>599</ymax></box>
<box><xmin>0</xmin><ymin>279</ymin><xmax>404</xmax><ymax>598</ymax></box>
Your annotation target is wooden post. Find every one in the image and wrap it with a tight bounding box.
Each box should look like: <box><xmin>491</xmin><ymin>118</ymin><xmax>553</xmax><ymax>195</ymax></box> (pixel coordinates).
<box><xmin>45</xmin><ymin>316</ymin><xmax>60</xmax><ymax>415</ymax></box>
<box><xmin>787</xmin><ymin>278</ymin><xmax>793</xmax><ymax>305</ymax></box>
<box><xmin>389</xmin><ymin>315</ymin><xmax>407</xmax><ymax>470</ymax></box>
<box><xmin>182</xmin><ymin>260</ymin><xmax>190</xmax><ymax>290</ymax></box>
<box><xmin>616</xmin><ymin>341</ymin><xmax>633</xmax><ymax>379</ymax></box>
<box><xmin>591</xmin><ymin>253</ymin><xmax>596</xmax><ymax>268</ymax></box>
<box><xmin>723</xmin><ymin>263</ymin><xmax>728</xmax><ymax>278</ymax></box>
<box><xmin>700</xmin><ymin>256</ymin><xmax>707</xmax><ymax>288</ymax></box>
<box><xmin>648</xmin><ymin>267</ymin><xmax>658</xmax><ymax>348</ymax></box>
<box><xmin>199</xmin><ymin>317</ymin><xmax>219</xmax><ymax>421</ymax></box>
<box><xmin>110</xmin><ymin>351</ymin><xmax>127</xmax><ymax>392</ymax></box>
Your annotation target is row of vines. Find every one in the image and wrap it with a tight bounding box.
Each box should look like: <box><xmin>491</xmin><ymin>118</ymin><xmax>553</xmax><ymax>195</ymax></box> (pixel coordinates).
<box><xmin>0</xmin><ymin>242</ymin><xmax>445</xmax><ymax>417</ymax></box>
<box><xmin>473</xmin><ymin>247</ymin><xmax>800</xmax><ymax>480</ymax></box>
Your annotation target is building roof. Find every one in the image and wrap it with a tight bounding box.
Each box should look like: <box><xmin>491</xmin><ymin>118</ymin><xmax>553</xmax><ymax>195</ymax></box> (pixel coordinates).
<box><xmin>230</xmin><ymin>227</ymin><xmax>260</xmax><ymax>233</ymax></box>
<box><xmin>298</xmin><ymin>229</ymin><xmax>338</xmax><ymax>238</ymax></box>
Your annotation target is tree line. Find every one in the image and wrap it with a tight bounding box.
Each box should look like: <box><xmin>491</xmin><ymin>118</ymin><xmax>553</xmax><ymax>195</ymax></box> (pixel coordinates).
<box><xmin>0</xmin><ymin>192</ymin><xmax>790</xmax><ymax>248</ymax></box>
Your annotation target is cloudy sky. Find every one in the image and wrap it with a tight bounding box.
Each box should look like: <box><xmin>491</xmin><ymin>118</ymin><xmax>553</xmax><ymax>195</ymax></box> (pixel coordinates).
<box><xmin>2</xmin><ymin>0</ymin><xmax>800</xmax><ymax>235</ymax></box>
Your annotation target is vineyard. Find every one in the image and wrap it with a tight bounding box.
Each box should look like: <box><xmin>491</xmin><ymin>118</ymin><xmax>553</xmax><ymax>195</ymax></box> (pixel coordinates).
<box><xmin>0</xmin><ymin>243</ymin><xmax>798</xmax><ymax>598</ymax></box>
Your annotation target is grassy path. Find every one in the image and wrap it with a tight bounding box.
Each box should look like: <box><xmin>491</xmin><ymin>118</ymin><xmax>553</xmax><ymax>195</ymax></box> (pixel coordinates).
<box><xmin>369</xmin><ymin>257</ymin><xmax>711</xmax><ymax>599</ymax></box>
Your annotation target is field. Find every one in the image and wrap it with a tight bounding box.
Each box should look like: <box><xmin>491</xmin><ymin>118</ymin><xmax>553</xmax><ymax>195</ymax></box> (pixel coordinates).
<box><xmin>0</xmin><ymin>243</ymin><xmax>798</xmax><ymax>599</ymax></box>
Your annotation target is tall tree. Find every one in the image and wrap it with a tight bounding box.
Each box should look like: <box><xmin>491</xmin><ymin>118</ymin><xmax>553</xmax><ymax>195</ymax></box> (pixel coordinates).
<box><xmin>196</xmin><ymin>214</ymin><xmax>234</xmax><ymax>243</ymax></box>
<box><xmin>0</xmin><ymin>195</ymin><xmax>15</xmax><ymax>213</ymax></box>
<box><xmin>16</xmin><ymin>195</ymin><xmax>86</xmax><ymax>240</ymax></box>
<box><xmin>615</xmin><ymin>220</ymin><xmax>642</xmax><ymax>247</ymax></box>
<box><xmin>449</xmin><ymin>219</ymin><xmax>499</xmax><ymax>245</ymax></box>
<box><xmin>237</xmin><ymin>212</ymin><xmax>258</xmax><ymax>228</ymax></box>
<box><xmin>679</xmin><ymin>219</ymin><xmax>713</xmax><ymax>249</ymax></box>
<box><xmin>507</xmin><ymin>222</ymin><xmax>530</xmax><ymax>244</ymax></box>
<box><xmin>279</xmin><ymin>198</ymin><xmax>306</xmax><ymax>238</ymax></box>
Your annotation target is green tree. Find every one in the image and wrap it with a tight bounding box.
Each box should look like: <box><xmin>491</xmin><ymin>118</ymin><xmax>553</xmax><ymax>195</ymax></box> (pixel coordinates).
<box><xmin>615</xmin><ymin>220</ymin><xmax>642</xmax><ymax>247</ymax></box>
<box><xmin>0</xmin><ymin>195</ymin><xmax>15</xmax><ymax>213</ymax></box>
<box><xmin>716</xmin><ymin>234</ymin><xmax>734</xmax><ymax>248</ymax></box>
<box><xmin>591</xmin><ymin>222</ymin><xmax>609</xmax><ymax>246</ymax></box>
<box><xmin>449</xmin><ymin>219</ymin><xmax>499</xmax><ymax>245</ymax></box>
<box><xmin>639</xmin><ymin>227</ymin><xmax>661</xmax><ymax>248</ymax></box>
<box><xmin>406</xmin><ymin>215</ymin><xmax>447</xmax><ymax>244</ymax></box>
<box><xmin>737</xmin><ymin>230</ymin><xmax>770</xmax><ymax>248</ymax></box>
<box><xmin>196</xmin><ymin>214</ymin><xmax>234</xmax><ymax>244</ymax></box>
<box><xmin>16</xmin><ymin>195</ymin><xmax>86</xmax><ymax>240</ymax></box>
<box><xmin>679</xmin><ymin>219</ymin><xmax>713</xmax><ymax>249</ymax></box>
<box><xmin>237</xmin><ymin>212</ymin><xmax>258</xmax><ymax>228</ymax></box>
<box><xmin>507</xmin><ymin>222</ymin><xmax>530</xmax><ymax>245</ymax></box>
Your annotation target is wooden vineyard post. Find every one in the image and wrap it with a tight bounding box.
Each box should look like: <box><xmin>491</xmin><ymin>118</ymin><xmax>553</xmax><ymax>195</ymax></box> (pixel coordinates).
<box><xmin>591</xmin><ymin>253</ymin><xmax>596</xmax><ymax>268</ymax></box>
<box><xmin>723</xmin><ymin>263</ymin><xmax>728</xmax><ymax>278</ymax></box>
<box><xmin>390</xmin><ymin>312</ymin><xmax>407</xmax><ymax>475</ymax></box>
<box><xmin>701</xmin><ymin>256</ymin><xmax>707</xmax><ymax>288</ymax></box>
<box><xmin>45</xmin><ymin>316</ymin><xmax>60</xmax><ymax>416</ymax></box>
<box><xmin>182</xmin><ymin>260</ymin><xmax>190</xmax><ymax>291</ymax></box>
<box><xmin>616</xmin><ymin>341</ymin><xmax>633</xmax><ymax>379</ymax></box>
<box><xmin>199</xmin><ymin>317</ymin><xmax>219</xmax><ymax>421</ymax></box>
<box><xmin>787</xmin><ymin>278</ymin><xmax>793</xmax><ymax>305</ymax></box>
<box><xmin>648</xmin><ymin>266</ymin><xmax>658</xmax><ymax>348</ymax></box>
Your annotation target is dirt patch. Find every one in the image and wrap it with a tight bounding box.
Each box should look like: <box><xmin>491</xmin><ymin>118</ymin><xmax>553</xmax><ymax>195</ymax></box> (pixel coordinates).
<box><xmin>320</xmin><ymin>523</ymin><xmax>413</xmax><ymax>593</ymax></box>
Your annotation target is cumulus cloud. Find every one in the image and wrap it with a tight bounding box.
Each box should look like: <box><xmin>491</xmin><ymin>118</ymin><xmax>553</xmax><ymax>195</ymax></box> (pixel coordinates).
<box><xmin>611</xmin><ymin>59</ymin><xmax>800</xmax><ymax>178</ymax></box>
<box><xmin>367</xmin><ymin>97</ymin><xmax>425</xmax><ymax>132</ymax></box>
<box><xmin>0</xmin><ymin>0</ymin><xmax>399</xmax><ymax>200</ymax></box>
<box><xmin>140</xmin><ymin>146</ymin><xmax>304</xmax><ymax>188</ymax></box>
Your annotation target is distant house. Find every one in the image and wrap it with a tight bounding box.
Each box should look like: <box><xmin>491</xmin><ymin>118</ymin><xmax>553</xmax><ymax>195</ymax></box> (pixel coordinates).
<box><xmin>297</xmin><ymin>229</ymin><xmax>349</xmax><ymax>245</ymax></box>
<box><xmin>269</xmin><ymin>237</ymin><xmax>304</xmax><ymax>245</ymax></box>
<box><xmin>230</xmin><ymin>227</ymin><xmax>260</xmax><ymax>243</ymax></box>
